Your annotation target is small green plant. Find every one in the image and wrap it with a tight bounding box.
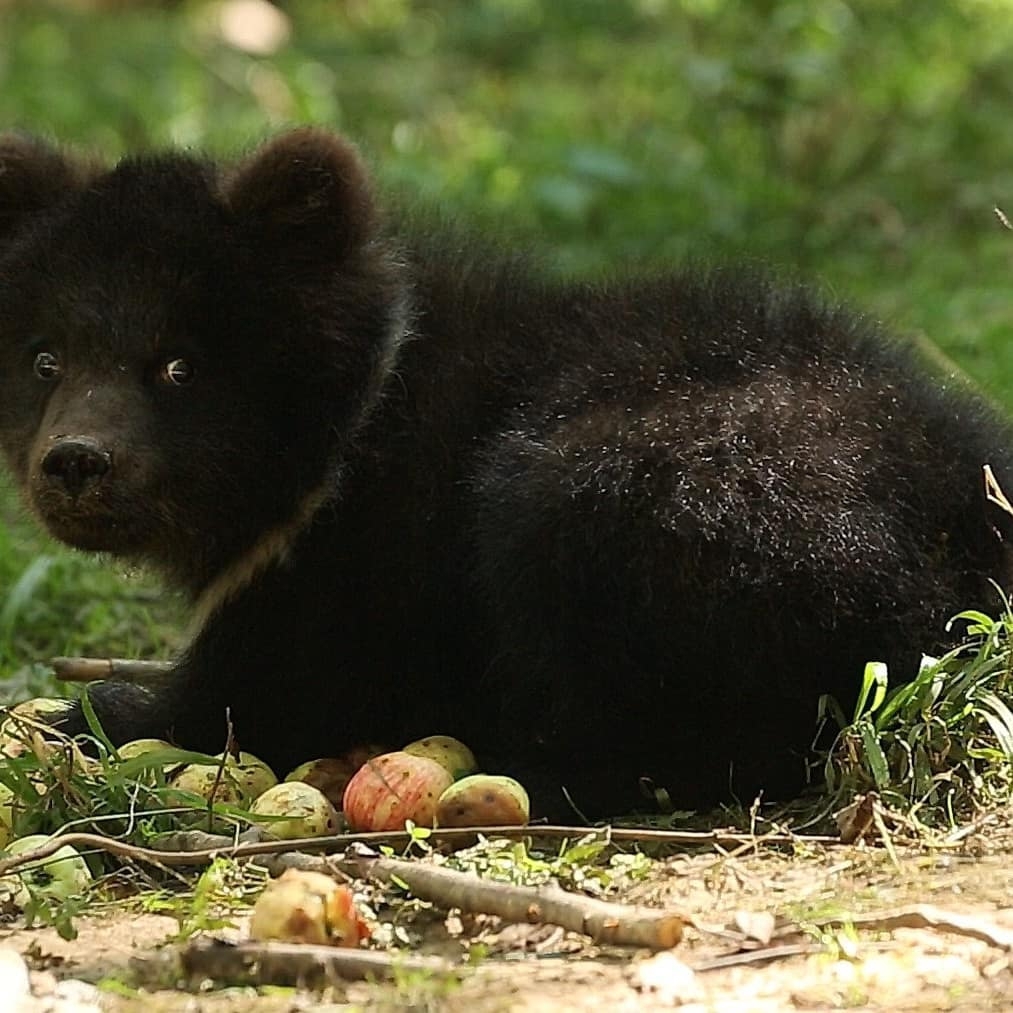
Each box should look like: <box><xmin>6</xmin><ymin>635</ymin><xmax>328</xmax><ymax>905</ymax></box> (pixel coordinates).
<box><xmin>137</xmin><ymin>856</ymin><xmax>266</xmax><ymax>941</ymax></box>
<box><xmin>174</xmin><ymin>857</ymin><xmax>262</xmax><ymax>940</ymax></box>
<box><xmin>823</xmin><ymin>596</ymin><xmax>1013</xmax><ymax>825</ymax></box>
<box><xmin>442</xmin><ymin>831</ymin><xmax>647</xmax><ymax>896</ymax></box>
<box><xmin>0</xmin><ymin>705</ymin><xmax>246</xmax><ymax>845</ymax></box>
<box><xmin>13</xmin><ymin>881</ymin><xmax>91</xmax><ymax>942</ymax></box>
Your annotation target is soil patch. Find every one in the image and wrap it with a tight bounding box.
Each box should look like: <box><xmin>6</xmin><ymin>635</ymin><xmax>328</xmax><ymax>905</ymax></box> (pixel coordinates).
<box><xmin>3</xmin><ymin>827</ymin><xmax>1013</xmax><ymax>1011</ymax></box>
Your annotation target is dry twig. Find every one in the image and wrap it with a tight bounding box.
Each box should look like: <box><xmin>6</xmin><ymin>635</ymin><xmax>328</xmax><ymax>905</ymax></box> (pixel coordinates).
<box><xmin>0</xmin><ymin>830</ymin><xmax>686</xmax><ymax>949</ymax></box>
<box><xmin>178</xmin><ymin>937</ymin><xmax>457</xmax><ymax>987</ymax></box>
<box><xmin>279</xmin><ymin>849</ymin><xmax>685</xmax><ymax>950</ymax></box>
<box><xmin>0</xmin><ymin>823</ymin><xmax>838</xmax><ymax>881</ymax></box>
<box><xmin>50</xmin><ymin>656</ymin><xmax>171</xmax><ymax>684</ymax></box>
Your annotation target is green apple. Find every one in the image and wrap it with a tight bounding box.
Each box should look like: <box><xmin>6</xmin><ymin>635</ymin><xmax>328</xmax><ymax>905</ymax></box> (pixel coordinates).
<box><xmin>0</xmin><ymin>834</ymin><xmax>92</xmax><ymax>907</ymax></box>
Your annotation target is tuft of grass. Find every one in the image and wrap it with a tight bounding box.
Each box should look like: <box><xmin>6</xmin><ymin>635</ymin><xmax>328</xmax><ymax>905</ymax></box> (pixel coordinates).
<box><xmin>0</xmin><ymin>712</ymin><xmax>251</xmax><ymax>847</ymax></box>
<box><xmin>823</xmin><ymin>594</ymin><xmax>1013</xmax><ymax>827</ymax></box>
<box><xmin>0</xmin><ymin>703</ymin><xmax>283</xmax><ymax>939</ymax></box>
<box><xmin>139</xmin><ymin>857</ymin><xmax>265</xmax><ymax>942</ymax></box>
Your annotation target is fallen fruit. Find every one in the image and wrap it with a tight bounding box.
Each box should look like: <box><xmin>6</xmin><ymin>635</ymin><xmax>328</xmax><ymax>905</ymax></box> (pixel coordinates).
<box><xmin>249</xmin><ymin>868</ymin><xmax>370</xmax><ymax>946</ymax></box>
<box><xmin>168</xmin><ymin>761</ymin><xmax>247</xmax><ymax>808</ymax></box>
<box><xmin>168</xmin><ymin>751</ymin><xmax>277</xmax><ymax>806</ymax></box>
<box><xmin>0</xmin><ymin>834</ymin><xmax>92</xmax><ymax>907</ymax></box>
<box><xmin>0</xmin><ymin>699</ymin><xmax>72</xmax><ymax>758</ymax></box>
<box><xmin>249</xmin><ymin>782</ymin><xmax>340</xmax><ymax>839</ymax></box>
<box><xmin>113</xmin><ymin>738</ymin><xmax>178</xmax><ymax>783</ymax></box>
<box><xmin>403</xmin><ymin>735</ymin><xmax>478</xmax><ymax>780</ymax></box>
<box><xmin>284</xmin><ymin>744</ymin><xmax>386</xmax><ymax>809</ymax></box>
<box><xmin>436</xmin><ymin>774</ymin><xmax>530</xmax><ymax>827</ymax></box>
<box><xmin>228</xmin><ymin>751</ymin><xmax>278</xmax><ymax>799</ymax></box>
<box><xmin>342</xmin><ymin>751</ymin><xmax>454</xmax><ymax>832</ymax></box>
<box><xmin>115</xmin><ymin>738</ymin><xmax>174</xmax><ymax>760</ymax></box>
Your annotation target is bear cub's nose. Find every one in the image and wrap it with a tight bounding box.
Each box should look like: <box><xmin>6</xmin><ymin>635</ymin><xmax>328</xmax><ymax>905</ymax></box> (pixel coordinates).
<box><xmin>42</xmin><ymin>437</ymin><xmax>112</xmax><ymax>496</ymax></box>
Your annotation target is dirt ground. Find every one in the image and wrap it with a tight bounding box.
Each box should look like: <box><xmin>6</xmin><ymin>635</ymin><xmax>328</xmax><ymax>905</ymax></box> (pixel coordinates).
<box><xmin>3</xmin><ymin>822</ymin><xmax>1013</xmax><ymax>1012</ymax></box>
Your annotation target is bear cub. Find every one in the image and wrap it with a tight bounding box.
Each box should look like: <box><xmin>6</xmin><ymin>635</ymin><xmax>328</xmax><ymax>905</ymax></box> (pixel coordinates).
<box><xmin>0</xmin><ymin>128</ymin><xmax>1011</xmax><ymax>818</ymax></box>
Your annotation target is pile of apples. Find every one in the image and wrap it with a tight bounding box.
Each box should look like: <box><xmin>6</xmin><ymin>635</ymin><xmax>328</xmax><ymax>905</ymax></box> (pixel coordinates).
<box><xmin>0</xmin><ymin>699</ymin><xmax>529</xmax><ymax>919</ymax></box>
<box><xmin>0</xmin><ymin>699</ymin><xmax>530</xmax><ymax>852</ymax></box>
<box><xmin>338</xmin><ymin>736</ymin><xmax>530</xmax><ymax>832</ymax></box>
<box><xmin>95</xmin><ymin>733</ymin><xmax>530</xmax><ymax>838</ymax></box>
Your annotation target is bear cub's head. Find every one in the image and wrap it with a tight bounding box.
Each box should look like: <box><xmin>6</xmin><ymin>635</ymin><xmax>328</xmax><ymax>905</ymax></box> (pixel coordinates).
<box><xmin>0</xmin><ymin>129</ymin><xmax>406</xmax><ymax>594</ymax></box>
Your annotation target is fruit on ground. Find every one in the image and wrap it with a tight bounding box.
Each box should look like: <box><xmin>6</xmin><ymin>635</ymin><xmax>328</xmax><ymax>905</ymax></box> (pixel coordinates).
<box><xmin>435</xmin><ymin>774</ymin><xmax>530</xmax><ymax>827</ymax></box>
<box><xmin>0</xmin><ymin>699</ymin><xmax>71</xmax><ymax>758</ymax></box>
<box><xmin>227</xmin><ymin>751</ymin><xmax>278</xmax><ymax>798</ymax></box>
<box><xmin>113</xmin><ymin>738</ymin><xmax>178</xmax><ymax>783</ymax></box>
<box><xmin>0</xmin><ymin>834</ymin><xmax>92</xmax><ymax>907</ymax></box>
<box><xmin>342</xmin><ymin>751</ymin><xmax>454</xmax><ymax>832</ymax></box>
<box><xmin>249</xmin><ymin>868</ymin><xmax>370</xmax><ymax>946</ymax></box>
<box><xmin>249</xmin><ymin>782</ymin><xmax>340</xmax><ymax>839</ymax></box>
<box><xmin>284</xmin><ymin>744</ymin><xmax>386</xmax><ymax>809</ymax></box>
<box><xmin>402</xmin><ymin>735</ymin><xmax>478</xmax><ymax>780</ymax></box>
<box><xmin>168</xmin><ymin>761</ymin><xmax>247</xmax><ymax>807</ymax></box>
<box><xmin>115</xmin><ymin>738</ymin><xmax>174</xmax><ymax>760</ymax></box>
<box><xmin>168</xmin><ymin>751</ymin><xmax>277</xmax><ymax>806</ymax></box>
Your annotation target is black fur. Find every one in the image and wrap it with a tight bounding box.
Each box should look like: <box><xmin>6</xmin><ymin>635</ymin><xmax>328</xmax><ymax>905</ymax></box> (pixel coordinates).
<box><xmin>1</xmin><ymin>128</ymin><xmax>1011</xmax><ymax>817</ymax></box>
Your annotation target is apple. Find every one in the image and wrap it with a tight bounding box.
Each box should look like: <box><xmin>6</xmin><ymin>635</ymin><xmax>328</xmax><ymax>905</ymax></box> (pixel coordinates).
<box><xmin>0</xmin><ymin>834</ymin><xmax>92</xmax><ymax>908</ymax></box>
<box><xmin>249</xmin><ymin>782</ymin><xmax>339</xmax><ymax>839</ymax></box>
<box><xmin>227</xmin><ymin>752</ymin><xmax>278</xmax><ymax>799</ymax></box>
<box><xmin>342</xmin><ymin>751</ymin><xmax>453</xmax><ymax>832</ymax></box>
<box><xmin>0</xmin><ymin>699</ymin><xmax>72</xmax><ymax>759</ymax></box>
<box><xmin>284</xmin><ymin>744</ymin><xmax>386</xmax><ymax>809</ymax></box>
<box><xmin>436</xmin><ymin>774</ymin><xmax>530</xmax><ymax>827</ymax></box>
<box><xmin>403</xmin><ymin>735</ymin><xmax>477</xmax><ymax>780</ymax></box>
<box><xmin>0</xmin><ymin>783</ymin><xmax>16</xmax><ymax>848</ymax></box>
<box><xmin>249</xmin><ymin>868</ymin><xmax>370</xmax><ymax>946</ymax></box>
<box><xmin>168</xmin><ymin>761</ymin><xmax>247</xmax><ymax>807</ymax></box>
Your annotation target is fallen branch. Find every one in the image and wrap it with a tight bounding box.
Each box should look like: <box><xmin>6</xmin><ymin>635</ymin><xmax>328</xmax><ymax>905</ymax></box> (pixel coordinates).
<box><xmin>147</xmin><ymin>821</ymin><xmax>838</xmax><ymax>860</ymax></box>
<box><xmin>179</xmin><ymin>937</ymin><xmax>457</xmax><ymax>987</ymax></box>
<box><xmin>0</xmin><ymin>822</ymin><xmax>839</xmax><ymax>880</ymax></box>
<box><xmin>276</xmin><ymin>849</ymin><xmax>685</xmax><ymax>950</ymax></box>
<box><xmin>0</xmin><ymin>830</ymin><xmax>685</xmax><ymax>949</ymax></box>
<box><xmin>50</xmin><ymin>656</ymin><xmax>171</xmax><ymax>684</ymax></box>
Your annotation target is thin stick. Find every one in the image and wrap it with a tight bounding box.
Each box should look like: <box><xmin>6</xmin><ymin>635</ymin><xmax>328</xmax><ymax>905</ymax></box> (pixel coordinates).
<box><xmin>50</xmin><ymin>657</ymin><xmax>171</xmax><ymax>684</ymax></box>
<box><xmin>179</xmin><ymin>937</ymin><xmax>457</xmax><ymax>986</ymax></box>
<box><xmin>0</xmin><ymin>823</ymin><xmax>841</xmax><ymax>881</ymax></box>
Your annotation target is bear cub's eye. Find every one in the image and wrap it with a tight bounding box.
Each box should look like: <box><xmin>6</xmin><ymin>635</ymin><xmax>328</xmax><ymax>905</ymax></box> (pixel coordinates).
<box><xmin>161</xmin><ymin>358</ymin><xmax>195</xmax><ymax>386</ymax></box>
<box><xmin>33</xmin><ymin>351</ymin><xmax>61</xmax><ymax>380</ymax></box>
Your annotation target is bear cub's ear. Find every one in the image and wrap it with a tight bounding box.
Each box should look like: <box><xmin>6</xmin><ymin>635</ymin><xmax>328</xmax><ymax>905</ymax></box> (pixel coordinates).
<box><xmin>224</xmin><ymin>128</ymin><xmax>376</xmax><ymax>259</ymax></box>
<box><xmin>0</xmin><ymin>135</ymin><xmax>93</xmax><ymax>244</ymax></box>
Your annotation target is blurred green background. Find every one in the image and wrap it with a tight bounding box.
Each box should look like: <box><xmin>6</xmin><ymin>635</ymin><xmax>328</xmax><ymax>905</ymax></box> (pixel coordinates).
<box><xmin>3</xmin><ymin>0</ymin><xmax>1013</xmax><ymax>699</ymax></box>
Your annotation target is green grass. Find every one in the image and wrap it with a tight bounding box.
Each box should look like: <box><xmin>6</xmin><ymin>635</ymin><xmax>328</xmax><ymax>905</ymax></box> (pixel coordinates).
<box><xmin>0</xmin><ymin>475</ymin><xmax>181</xmax><ymax>705</ymax></box>
<box><xmin>823</xmin><ymin>603</ymin><xmax>1013</xmax><ymax>828</ymax></box>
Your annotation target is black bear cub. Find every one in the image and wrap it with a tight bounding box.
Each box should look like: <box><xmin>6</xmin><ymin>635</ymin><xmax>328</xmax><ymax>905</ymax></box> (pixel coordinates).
<box><xmin>0</xmin><ymin>128</ymin><xmax>1011</xmax><ymax>818</ymax></box>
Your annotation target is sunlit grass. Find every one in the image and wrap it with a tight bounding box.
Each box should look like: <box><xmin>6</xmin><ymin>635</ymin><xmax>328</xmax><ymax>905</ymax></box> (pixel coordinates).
<box><xmin>823</xmin><ymin>600</ymin><xmax>1013</xmax><ymax>827</ymax></box>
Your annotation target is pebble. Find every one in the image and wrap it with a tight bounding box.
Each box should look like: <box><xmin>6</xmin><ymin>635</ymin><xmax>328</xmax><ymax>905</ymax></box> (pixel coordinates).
<box><xmin>0</xmin><ymin>949</ymin><xmax>102</xmax><ymax>1012</ymax></box>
